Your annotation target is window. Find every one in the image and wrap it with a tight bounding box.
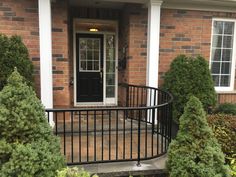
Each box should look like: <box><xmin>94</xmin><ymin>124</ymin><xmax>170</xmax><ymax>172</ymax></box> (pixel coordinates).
<box><xmin>210</xmin><ymin>19</ymin><xmax>236</xmax><ymax>91</ymax></box>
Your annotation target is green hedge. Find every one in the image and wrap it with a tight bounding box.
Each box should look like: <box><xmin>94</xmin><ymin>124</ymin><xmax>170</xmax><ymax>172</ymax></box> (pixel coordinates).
<box><xmin>163</xmin><ymin>55</ymin><xmax>217</xmax><ymax>123</ymax></box>
<box><xmin>167</xmin><ymin>96</ymin><xmax>230</xmax><ymax>177</ymax></box>
<box><xmin>0</xmin><ymin>69</ymin><xmax>65</xmax><ymax>177</ymax></box>
<box><xmin>0</xmin><ymin>34</ymin><xmax>33</xmax><ymax>90</ymax></box>
<box><xmin>214</xmin><ymin>103</ymin><xmax>236</xmax><ymax>115</ymax></box>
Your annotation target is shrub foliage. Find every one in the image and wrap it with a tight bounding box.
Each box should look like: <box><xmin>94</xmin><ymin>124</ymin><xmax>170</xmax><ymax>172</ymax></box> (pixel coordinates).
<box><xmin>0</xmin><ymin>34</ymin><xmax>33</xmax><ymax>90</ymax></box>
<box><xmin>167</xmin><ymin>96</ymin><xmax>230</xmax><ymax>177</ymax></box>
<box><xmin>0</xmin><ymin>69</ymin><xmax>65</xmax><ymax>177</ymax></box>
<box><xmin>215</xmin><ymin>103</ymin><xmax>236</xmax><ymax>115</ymax></box>
<box><xmin>163</xmin><ymin>55</ymin><xmax>217</xmax><ymax>122</ymax></box>
<box><xmin>56</xmin><ymin>167</ymin><xmax>99</xmax><ymax>177</ymax></box>
<box><xmin>208</xmin><ymin>114</ymin><xmax>236</xmax><ymax>176</ymax></box>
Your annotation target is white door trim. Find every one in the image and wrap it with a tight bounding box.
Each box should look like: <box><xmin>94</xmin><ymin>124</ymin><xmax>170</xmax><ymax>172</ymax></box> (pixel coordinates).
<box><xmin>73</xmin><ymin>19</ymin><xmax>118</xmax><ymax>107</ymax></box>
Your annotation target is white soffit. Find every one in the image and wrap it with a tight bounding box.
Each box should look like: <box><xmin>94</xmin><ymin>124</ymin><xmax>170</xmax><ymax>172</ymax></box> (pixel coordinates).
<box><xmin>162</xmin><ymin>0</ymin><xmax>236</xmax><ymax>12</ymax></box>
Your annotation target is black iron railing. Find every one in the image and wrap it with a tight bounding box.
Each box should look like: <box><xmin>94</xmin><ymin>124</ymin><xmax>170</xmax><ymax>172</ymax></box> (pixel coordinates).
<box><xmin>45</xmin><ymin>84</ymin><xmax>173</xmax><ymax>166</ymax></box>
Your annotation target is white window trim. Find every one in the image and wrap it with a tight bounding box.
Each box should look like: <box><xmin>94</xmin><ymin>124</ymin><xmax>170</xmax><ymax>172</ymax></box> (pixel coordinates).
<box><xmin>210</xmin><ymin>18</ymin><xmax>236</xmax><ymax>92</ymax></box>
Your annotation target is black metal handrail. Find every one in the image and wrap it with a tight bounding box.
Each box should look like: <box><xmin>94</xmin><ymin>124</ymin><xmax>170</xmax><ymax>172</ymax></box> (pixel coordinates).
<box><xmin>45</xmin><ymin>83</ymin><xmax>173</xmax><ymax>166</ymax></box>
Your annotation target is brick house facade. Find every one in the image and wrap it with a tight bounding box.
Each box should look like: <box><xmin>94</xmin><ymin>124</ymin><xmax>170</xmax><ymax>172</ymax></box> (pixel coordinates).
<box><xmin>0</xmin><ymin>0</ymin><xmax>236</xmax><ymax>109</ymax></box>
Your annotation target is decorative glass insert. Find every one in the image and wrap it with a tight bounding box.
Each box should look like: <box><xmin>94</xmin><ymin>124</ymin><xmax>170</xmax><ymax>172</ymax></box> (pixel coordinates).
<box><xmin>106</xmin><ymin>35</ymin><xmax>116</xmax><ymax>98</ymax></box>
<box><xmin>210</xmin><ymin>21</ymin><xmax>235</xmax><ymax>87</ymax></box>
<box><xmin>79</xmin><ymin>38</ymin><xmax>100</xmax><ymax>72</ymax></box>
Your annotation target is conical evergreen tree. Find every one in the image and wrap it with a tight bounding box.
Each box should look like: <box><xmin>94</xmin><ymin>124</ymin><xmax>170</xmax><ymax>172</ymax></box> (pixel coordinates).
<box><xmin>0</xmin><ymin>69</ymin><xmax>65</xmax><ymax>177</ymax></box>
<box><xmin>167</xmin><ymin>96</ymin><xmax>230</xmax><ymax>177</ymax></box>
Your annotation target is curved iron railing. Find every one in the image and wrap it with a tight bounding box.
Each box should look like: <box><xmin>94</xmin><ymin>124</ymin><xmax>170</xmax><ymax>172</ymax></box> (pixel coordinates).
<box><xmin>45</xmin><ymin>84</ymin><xmax>173</xmax><ymax>166</ymax></box>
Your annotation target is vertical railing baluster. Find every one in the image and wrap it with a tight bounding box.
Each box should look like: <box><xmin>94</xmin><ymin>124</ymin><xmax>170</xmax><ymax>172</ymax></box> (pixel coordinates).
<box><xmin>116</xmin><ymin>110</ymin><xmax>118</xmax><ymax>160</ymax></box>
<box><xmin>55</xmin><ymin>112</ymin><xmax>58</xmax><ymax>135</ymax></box>
<box><xmin>101</xmin><ymin>110</ymin><xmax>104</xmax><ymax>161</ymax></box>
<box><xmin>71</xmin><ymin>111</ymin><xmax>74</xmax><ymax>163</ymax></box>
<box><xmin>123</xmin><ymin>110</ymin><xmax>126</xmax><ymax>160</ymax></box>
<box><xmin>79</xmin><ymin>111</ymin><xmax>81</xmax><ymax>163</ymax></box>
<box><xmin>109</xmin><ymin>110</ymin><xmax>111</xmax><ymax>160</ymax></box>
<box><xmin>145</xmin><ymin>109</ymin><xmax>148</xmax><ymax>158</ymax></box>
<box><xmin>63</xmin><ymin>112</ymin><xmax>66</xmax><ymax>156</ymax></box>
<box><xmin>94</xmin><ymin>110</ymin><xmax>96</xmax><ymax>162</ymax></box>
<box><xmin>137</xmin><ymin>109</ymin><xmax>141</xmax><ymax>166</ymax></box>
<box><xmin>87</xmin><ymin>111</ymin><xmax>89</xmax><ymax>162</ymax></box>
<box><xmin>130</xmin><ymin>109</ymin><xmax>133</xmax><ymax>159</ymax></box>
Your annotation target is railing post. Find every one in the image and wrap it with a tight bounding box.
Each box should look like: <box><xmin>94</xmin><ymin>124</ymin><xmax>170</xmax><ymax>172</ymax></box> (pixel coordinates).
<box><xmin>137</xmin><ymin>109</ymin><xmax>141</xmax><ymax>167</ymax></box>
<box><xmin>126</xmin><ymin>85</ymin><xmax>129</xmax><ymax>120</ymax></box>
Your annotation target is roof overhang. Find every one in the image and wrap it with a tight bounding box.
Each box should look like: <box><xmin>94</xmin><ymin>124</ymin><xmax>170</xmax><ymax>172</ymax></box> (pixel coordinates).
<box><xmin>69</xmin><ymin>0</ymin><xmax>236</xmax><ymax>12</ymax></box>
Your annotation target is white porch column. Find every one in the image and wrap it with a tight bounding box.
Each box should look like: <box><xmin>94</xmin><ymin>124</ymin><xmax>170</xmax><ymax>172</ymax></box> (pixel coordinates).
<box><xmin>38</xmin><ymin>0</ymin><xmax>54</xmax><ymax>126</ymax></box>
<box><xmin>146</xmin><ymin>0</ymin><xmax>162</xmax><ymax>88</ymax></box>
<box><xmin>146</xmin><ymin>0</ymin><xmax>162</xmax><ymax>123</ymax></box>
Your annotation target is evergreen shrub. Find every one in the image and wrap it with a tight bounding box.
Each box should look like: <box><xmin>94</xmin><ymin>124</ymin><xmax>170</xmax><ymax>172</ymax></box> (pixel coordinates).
<box><xmin>215</xmin><ymin>103</ymin><xmax>236</xmax><ymax>115</ymax></box>
<box><xmin>56</xmin><ymin>167</ymin><xmax>99</xmax><ymax>177</ymax></box>
<box><xmin>163</xmin><ymin>55</ymin><xmax>217</xmax><ymax>122</ymax></box>
<box><xmin>0</xmin><ymin>34</ymin><xmax>33</xmax><ymax>90</ymax></box>
<box><xmin>167</xmin><ymin>96</ymin><xmax>230</xmax><ymax>177</ymax></box>
<box><xmin>0</xmin><ymin>69</ymin><xmax>65</xmax><ymax>177</ymax></box>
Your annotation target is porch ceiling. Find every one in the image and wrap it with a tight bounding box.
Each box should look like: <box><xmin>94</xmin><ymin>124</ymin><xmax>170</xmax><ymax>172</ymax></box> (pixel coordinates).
<box><xmin>69</xmin><ymin>0</ymin><xmax>236</xmax><ymax>11</ymax></box>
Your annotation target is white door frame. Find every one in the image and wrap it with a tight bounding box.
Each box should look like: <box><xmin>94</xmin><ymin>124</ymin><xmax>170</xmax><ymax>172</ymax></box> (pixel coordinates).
<box><xmin>73</xmin><ymin>18</ymin><xmax>118</xmax><ymax>106</ymax></box>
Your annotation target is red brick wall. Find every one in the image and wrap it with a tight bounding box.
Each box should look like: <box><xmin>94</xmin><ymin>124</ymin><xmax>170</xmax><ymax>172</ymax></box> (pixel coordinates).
<box><xmin>159</xmin><ymin>9</ymin><xmax>236</xmax><ymax>103</ymax></box>
<box><xmin>51</xmin><ymin>1</ymin><xmax>70</xmax><ymax>107</ymax></box>
<box><xmin>120</xmin><ymin>5</ymin><xmax>148</xmax><ymax>86</ymax></box>
<box><xmin>0</xmin><ymin>0</ymin><xmax>70</xmax><ymax>107</ymax></box>
<box><xmin>0</xmin><ymin>0</ymin><xmax>40</xmax><ymax>94</ymax></box>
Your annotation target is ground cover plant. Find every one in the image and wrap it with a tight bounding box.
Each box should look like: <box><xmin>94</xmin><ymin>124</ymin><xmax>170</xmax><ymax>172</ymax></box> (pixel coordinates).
<box><xmin>163</xmin><ymin>55</ymin><xmax>216</xmax><ymax>122</ymax></box>
<box><xmin>208</xmin><ymin>113</ymin><xmax>236</xmax><ymax>176</ymax></box>
<box><xmin>0</xmin><ymin>69</ymin><xmax>65</xmax><ymax>177</ymax></box>
<box><xmin>0</xmin><ymin>34</ymin><xmax>33</xmax><ymax>90</ymax></box>
<box><xmin>167</xmin><ymin>96</ymin><xmax>230</xmax><ymax>177</ymax></box>
<box><xmin>56</xmin><ymin>167</ymin><xmax>99</xmax><ymax>177</ymax></box>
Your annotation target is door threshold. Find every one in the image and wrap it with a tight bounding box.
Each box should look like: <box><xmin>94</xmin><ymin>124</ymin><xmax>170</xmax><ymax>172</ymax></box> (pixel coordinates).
<box><xmin>75</xmin><ymin>102</ymin><xmax>117</xmax><ymax>107</ymax></box>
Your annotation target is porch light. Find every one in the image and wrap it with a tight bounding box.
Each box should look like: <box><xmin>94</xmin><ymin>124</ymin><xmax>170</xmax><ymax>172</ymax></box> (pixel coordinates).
<box><xmin>89</xmin><ymin>28</ymin><xmax>98</xmax><ymax>32</ymax></box>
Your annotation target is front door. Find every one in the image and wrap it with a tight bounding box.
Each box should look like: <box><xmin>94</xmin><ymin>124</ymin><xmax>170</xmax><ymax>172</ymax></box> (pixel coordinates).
<box><xmin>76</xmin><ymin>34</ymin><xmax>103</xmax><ymax>102</ymax></box>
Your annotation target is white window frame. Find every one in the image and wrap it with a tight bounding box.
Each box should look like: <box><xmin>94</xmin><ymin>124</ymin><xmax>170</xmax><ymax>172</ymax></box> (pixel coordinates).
<box><xmin>210</xmin><ymin>18</ymin><xmax>236</xmax><ymax>92</ymax></box>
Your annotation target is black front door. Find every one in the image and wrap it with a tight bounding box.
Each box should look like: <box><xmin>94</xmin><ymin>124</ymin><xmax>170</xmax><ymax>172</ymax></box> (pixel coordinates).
<box><xmin>76</xmin><ymin>34</ymin><xmax>103</xmax><ymax>102</ymax></box>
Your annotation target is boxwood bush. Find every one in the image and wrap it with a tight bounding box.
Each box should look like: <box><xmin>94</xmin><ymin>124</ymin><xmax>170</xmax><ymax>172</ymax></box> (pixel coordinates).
<box><xmin>0</xmin><ymin>34</ymin><xmax>33</xmax><ymax>90</ymax></box>
<box><xmin>0</xmin><ymin>69</ymin><xmax>65</xmax><ymax>177</ymax></box>
<box><xmin>163</xmin><ymin>55</ymin><xmax>217</xmax><ymax>123</ymax></box>
<box><xmin>167</xmin><ymin>96</ymin><xmax>230</xmax><ymax>177</ymax></box>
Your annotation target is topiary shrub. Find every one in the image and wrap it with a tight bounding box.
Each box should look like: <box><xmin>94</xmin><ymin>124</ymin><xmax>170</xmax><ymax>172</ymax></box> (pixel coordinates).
<box><xmin>166</xmin><ymin>96</ymin><xmax>230</xmax><ymax>177</ymax></box>
<box><xmin>0</xmin><ymin>69</ymin><xmax>65</xmax><ymax>177</ymax></box>
<box><xmin>214</xmin><ymin>103</ymin><xmax>236</xmax><ymax>115</ymax></box>
<box><xmin>56</xmin><ymin>167</ymin><xmax>99</xmax><ymax>177</ymax></box>
<box><xmin>0</xmin><ymin>34</ymin><xmax>34</xmax><ymax>90</ymax></box>
<box><xmin>163</xmin><ymin>55</ymin><xmax>217</xmax><ymax>123</ymax></box>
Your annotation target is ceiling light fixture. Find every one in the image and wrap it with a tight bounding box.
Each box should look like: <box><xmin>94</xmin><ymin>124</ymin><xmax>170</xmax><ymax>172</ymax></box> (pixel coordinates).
<box><xmin>89</xmin><ymin>28</ymin><xmax>98</xmax><ymax>32</ymax></box>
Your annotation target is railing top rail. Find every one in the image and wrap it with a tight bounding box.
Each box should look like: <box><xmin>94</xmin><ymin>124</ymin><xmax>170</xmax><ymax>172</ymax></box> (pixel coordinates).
<box><xmin>45</xmin><ymin>84</ymin><xmax>173</xmax><ymax>112</ymax></box>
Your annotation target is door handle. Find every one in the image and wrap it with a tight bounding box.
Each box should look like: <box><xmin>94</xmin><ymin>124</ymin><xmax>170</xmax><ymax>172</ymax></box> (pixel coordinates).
<box><xmin>100</xmin><ymin>71</ymin><xmax>103</xmax><ymax>79</ymax></box>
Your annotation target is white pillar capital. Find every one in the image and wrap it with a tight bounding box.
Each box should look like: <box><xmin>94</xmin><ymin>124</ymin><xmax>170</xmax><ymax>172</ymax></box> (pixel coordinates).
<box><xmin>149</xmin><ymin>0</ymin><xmax>163</xmax><ymax>6</ymax></box>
